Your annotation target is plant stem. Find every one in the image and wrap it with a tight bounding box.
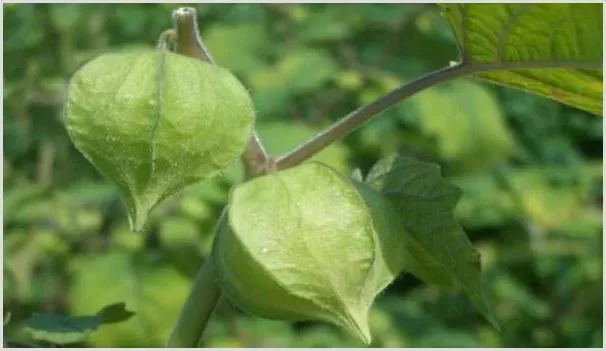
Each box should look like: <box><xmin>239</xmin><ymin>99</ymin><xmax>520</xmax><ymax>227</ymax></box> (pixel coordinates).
<box><xmin>172</xmin><ymin>8</ymin><xmax>214</xmax><ymax>62</ymax></box>
<box><xmin>172</xmin><ymin>7</ymin><xmax>270</xmax><ymax>177</ymax></box>
<box><xmin>166</xmin><ymin>8</ymin><xmax>247</xmax><ymax>348</ymax></box>
<box><xmin>241</xmin><ymin>134</ymin><xmax>272</xmax><ymax>178</ymax></box>
<box><xmin>274</xmin><ymin>64</ymin><xmax>470</xmax><ymax>170</ymax></box>
<box><xmin>274</xmin><ymin>59</ymin><xmax>601</xmax><ymax>170</ymax></box>
<box><xmin>166</xmin><ymin>258</ymin><xmax>221</xmax><ymax>347</ymax></box>
<box><xmin>166</xmin><ymin>6</ymin><xmax>277</xmax><ymax>347</ymax></box>
<box><xmin>156</xmin><ymin>29</ymin><xmax>177</xmax><ymax>51</ymax></box>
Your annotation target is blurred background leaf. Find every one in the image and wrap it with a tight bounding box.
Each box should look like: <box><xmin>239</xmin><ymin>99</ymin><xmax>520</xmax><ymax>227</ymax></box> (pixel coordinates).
<box><xmin>3</xmin><ymin>3</ymin><xmax>602</xmax><ymax>348</ymax></box>
<box><xmin>24</xmin><ymin>302</ymin><xmax>134</xmax><ymax>345</ymax></box>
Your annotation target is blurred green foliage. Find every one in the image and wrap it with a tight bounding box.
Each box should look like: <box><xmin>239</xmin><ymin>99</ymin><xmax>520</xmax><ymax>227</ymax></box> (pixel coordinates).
<box><xmin>3</xmin><ymin>3</ymin><xmax>603</xmax><ymax>348</ymax></box>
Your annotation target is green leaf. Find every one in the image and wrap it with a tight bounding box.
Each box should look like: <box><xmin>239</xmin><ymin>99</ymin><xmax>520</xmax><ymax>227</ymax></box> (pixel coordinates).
<box><xmin>350</xmin><ymin>180</ymin><xmax>407</xmax><ymax>288</ymax></box>
<box><xmin>213</xmin><ymin>162</ymin><xmax>402</xmax><ymax>344</ymax></box>
<box><xmin>454</xmin><ymin>163</ymin><xmax>603</xmax><ymax>231</ymax></box>
<box><xmin>3</xmin><ymin>184</ymin><xmax>51</xmax><ymax>223</ymax></box>
<box><xmin>350</xmin><ymin>168</ymin><xmax>364</xmax><ymax>182</ymax></box>
<box><xmin>4</xmin><ymin>311</ymin><xmax>10</xmax><ymax>327</ymax></box>
<box><xmin>68</xmin><ymin>253</ymin><xmax>191</xmax><ymax>347</ymax></box>
<box><xmin>203</xmin><ymin>23</ymin><xmax>269</xmax><ymax>76</ymax></box>
<box><xmin>96</xmin><ymin>303</ymin><xmax>136</xmax><ymax>324</ymax></box>
<box><xmin>365</xmin><ymin>154</ymin><xmax>499</xmax><ymax>329</ymax></box>
<box><xmin>297</xmin><ymin>9</ymin><xmax>353</xmax><ymax>42</ymax></box>
<box><xmin>271</xmin><ymin>50</ymin><xmax>339</xmax><ymax>93</ymax></box>
<box><xmin>64</xmin><ymin>51</ymin><xmax>255</xmax><ymax>231</ymax></box>
<box><xmin>24</xmin><ymin>303</ymin><xmax>134</xmax><ymax>345</ymax></box>
<box><xmin>402</xmin><ymin>79</ymin><xmax>513</xmax><ymax>172</ymax></box>
<box><xmin>250</xmin><ymin>50</ymin><xmax>338</xmax><ymax>116</ymax></box>
<box><xmin>441</xmin><ymin>4</ymin><xmax>603</xmax><ymax>116</ymax></box>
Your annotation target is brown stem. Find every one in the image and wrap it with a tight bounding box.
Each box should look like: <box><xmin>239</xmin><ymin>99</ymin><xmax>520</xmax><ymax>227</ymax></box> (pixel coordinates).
<box><xmin>172</xmin><ymin>7</ymin><xmax>214</xmax><ymax>63</ymax></box>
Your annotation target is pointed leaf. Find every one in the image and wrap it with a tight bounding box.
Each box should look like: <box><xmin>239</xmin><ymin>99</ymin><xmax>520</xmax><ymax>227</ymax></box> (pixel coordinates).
<box><xmin>441</xmin><ymin>4</ymin><xmax>602</xmax><ymax>115</ymax></box>
<box><xmin>96</xmin><ymin>303</ymin><xmax>136</xmax><ymax>324</ymax></box>
<box><xmin>24</xmin><ymin>303</ymin><xmax>134</xmax><ymax>345</ymax></box>
<box><xmin>366</xmin><ymin>154</ymin><xmax>499</xmax><ymax>328</ymax></box>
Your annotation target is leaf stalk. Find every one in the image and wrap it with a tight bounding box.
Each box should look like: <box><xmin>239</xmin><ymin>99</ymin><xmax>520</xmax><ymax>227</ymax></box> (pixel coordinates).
<box><xmin>275</xmin><ymin>59</ymin><xmax>601</xmax><ymax>170</ymax></box>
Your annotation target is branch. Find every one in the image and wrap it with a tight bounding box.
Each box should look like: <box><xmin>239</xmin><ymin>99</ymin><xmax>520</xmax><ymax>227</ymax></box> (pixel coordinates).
<box><xmin>275</xmin><ymin>64</ymin><xmax>469</xmax><ymax>170</ymax></box>
<box><xmin>275</xmin><ymin>59</ymin><xmax>601</xmax><ymax>170</ymax></box>
<box><xmin>172</xmin><ymin>7</ymin><xmax>269</xmax><ymax>178</ymax></box>
<box><xmin>166</xmin><ymin>257</ymin><xmax>221</xmax><ymax>347</ymax></box>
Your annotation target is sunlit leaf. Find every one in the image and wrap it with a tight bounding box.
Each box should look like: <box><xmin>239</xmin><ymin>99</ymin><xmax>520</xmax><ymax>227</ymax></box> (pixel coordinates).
<box><xmin>441</xmin><ymin>4</ymin><xmax>603</xmax><ymax>115</ymax></box>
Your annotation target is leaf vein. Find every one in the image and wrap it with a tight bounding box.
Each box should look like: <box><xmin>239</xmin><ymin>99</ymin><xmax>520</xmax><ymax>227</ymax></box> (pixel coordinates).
<box><xmin>496</xmin><ymin>5</ymin><xmax>534</xmax><ymax>62</ymax></box>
